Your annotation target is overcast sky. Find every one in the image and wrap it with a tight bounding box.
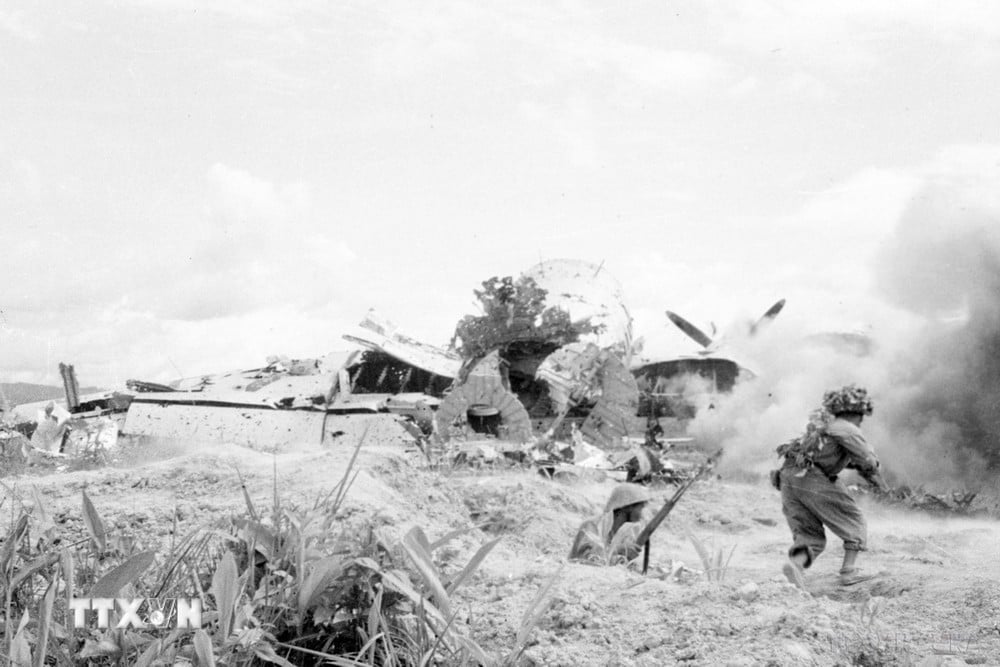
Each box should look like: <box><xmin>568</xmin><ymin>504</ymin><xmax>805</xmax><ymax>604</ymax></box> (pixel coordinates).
<box><xmin>3</xmin><ymin>1</ymin><xmax>1000</xmax><ymax>387</ymax></box>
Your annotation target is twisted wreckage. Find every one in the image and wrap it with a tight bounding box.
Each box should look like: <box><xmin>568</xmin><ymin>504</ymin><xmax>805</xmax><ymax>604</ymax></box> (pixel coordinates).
<box><xmin>2</xmin><ymin>261</ymin><xmax>699</xmax><ymax>473</ymax></box>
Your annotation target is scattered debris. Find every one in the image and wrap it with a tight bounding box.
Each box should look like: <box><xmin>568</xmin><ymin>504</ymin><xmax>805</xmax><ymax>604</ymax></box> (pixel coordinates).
<box><xmin>867</xmin><ymin>485</ymin><xmax>980</xmax><ymax>515</ymax></box>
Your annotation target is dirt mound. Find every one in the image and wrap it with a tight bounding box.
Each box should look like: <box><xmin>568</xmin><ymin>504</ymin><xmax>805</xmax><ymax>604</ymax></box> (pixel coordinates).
<box><xmin>5</xmin><ymin>426</ymin><xmax>1000</xmax><ymax>665</ymax></box>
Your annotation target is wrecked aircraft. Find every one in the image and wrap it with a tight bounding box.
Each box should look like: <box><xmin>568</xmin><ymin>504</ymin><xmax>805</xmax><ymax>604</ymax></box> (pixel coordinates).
<box><xmin>120</xmin><ymin>312</ymin><xmax>459</xmax><ymax>451</ymax></box>
<box><xmin>6</xmin><ymin>261</ymin><xmax>645</xmax><ymax>458</ymax></box>
<box><xmin>437</xmin><ymin>259</ymin><xmax>640</xmax><ymax>448</ymax></box>
<box><xmin>632</xmin><ymin>300</ymin><xmax>785</xmax><ymax>418</ymax></box>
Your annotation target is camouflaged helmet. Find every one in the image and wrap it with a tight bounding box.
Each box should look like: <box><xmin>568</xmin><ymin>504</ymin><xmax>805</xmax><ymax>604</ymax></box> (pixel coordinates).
<box><xmin>806</xmin><ymin>407</ymin><xmax>834</xmax><ymax>433</ymax></box>
<box><xmin>821</xmin><ymin>384</ymin><xmax>874</xmax><ymax>416</ymax></box>
<box><xmin>604</xmin><ymin>484</ymin><xmax>651</xmax><ymax>513</ymax></box>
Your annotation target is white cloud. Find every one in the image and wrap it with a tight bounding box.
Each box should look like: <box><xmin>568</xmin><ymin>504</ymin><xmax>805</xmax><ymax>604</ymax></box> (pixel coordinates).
<box><xmin>604</xmin><ymin>45</ymin><xmax>729</xmax><ymax>90</ymax></box>
<box><xmin>0</xmin><ymin>9</ymin><xmax>38</xmax><ymax>42</ymax></box>
<box><xmin>715</xmin><ymin>0</ymin><xmax>1000</xmax><ymax>66</ymax></box>
<box><xmin>206</xmin><ymin>163</ymin><xmax>310</xmax><ymax>228</ymax></box>
<box><xmin>517</xmin><ymin>96</ymin><xmax>599</xmax><ymax>168</ymax></box>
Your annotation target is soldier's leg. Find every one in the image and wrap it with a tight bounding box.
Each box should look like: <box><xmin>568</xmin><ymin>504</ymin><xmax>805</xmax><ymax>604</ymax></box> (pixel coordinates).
<box><xmin>780</xmin><ymin>479</ymin><xmax>828</xmax><ymax>568</ymax></box>
<box><xmin>799</xmin><ymin>479</ymin><xmax>872</xmax><ymax>583</ymax></box>
<box><xmin>808</xmin><ymin>482</ymin><xmax>867</xmax><ymax>554</ymax></box>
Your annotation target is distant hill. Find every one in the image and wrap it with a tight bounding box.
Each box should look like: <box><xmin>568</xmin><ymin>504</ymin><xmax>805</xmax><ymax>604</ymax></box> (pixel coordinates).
<box><xmin>1</xmin><ymin>383</ymin><xmax>105</xmax><ymax>408</ymax></box>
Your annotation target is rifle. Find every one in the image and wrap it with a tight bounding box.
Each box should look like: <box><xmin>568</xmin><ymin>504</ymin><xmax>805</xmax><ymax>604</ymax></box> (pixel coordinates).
<box><xmin>634</xmin><ymin>448</ymin><xmax>724</xmax><ymax>575</ymax></box>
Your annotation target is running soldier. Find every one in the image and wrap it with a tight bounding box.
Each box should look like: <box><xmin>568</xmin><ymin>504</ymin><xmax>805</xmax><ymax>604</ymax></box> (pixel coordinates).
<box><xmin>774</xmin><ymin>385</ymin><xmax>887</xmax><ymax>587</ymax></box>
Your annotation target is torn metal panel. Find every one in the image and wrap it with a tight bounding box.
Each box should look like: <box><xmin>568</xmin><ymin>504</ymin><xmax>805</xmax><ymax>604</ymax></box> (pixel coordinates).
<box><xmin>580</xmin><ymin>351</ymin><xmax>640</xmax><ymax>447</ymax></box>
<box><xmin>434</xmin><ymin>352</ymin><xmax>532</xmax><ymax>443</ymax></box>
<box><xmin>535</xmin><ymin>342</ymin><xmax>639</xmax><ymax>448</ymax></box>
<box><xmin>10</xmin><ymin>389</ymin><xmax>132</xmax><ymax>425</ymax></box>
<box><xmin>343</xmin><ymin>309</ymin><xmax>461</xmax><ymax>379</ymax></box>
<box><xmin>59</xmin><ymin>362</ymin><xmax>81</xmax><ymax>411</ymax></box>
<box><xmin>535</xmin><ymin>342</ymin><xmax>608</xmax><ymax>412</ymax></box>
<box><xmin>126</xmin><ymin>380</ymin><xmax>177</xmax><ymax>393</ymax></box>
<box><xmin>343</xmin><ymin>350</ymin><xmax>453</xmax><ymax>397</ymax></box>
<box><xmin>122</xmin><ymin>402</ymin><xmax>328</xmax><ymax>449</ymax></box>
<box><xmin>524</xmin><ymin>259</ymin><xmax>634</xmax><ymax>359</ymax></box>
<box><xmin>129</xmin><ymin>391</ymin><xmax>284</xmax><ymax>409</ymax></box>
<box><xmin>167</xmin><ymin>354</ymin><xmax>339</xmax><ymax>406</ymax></box>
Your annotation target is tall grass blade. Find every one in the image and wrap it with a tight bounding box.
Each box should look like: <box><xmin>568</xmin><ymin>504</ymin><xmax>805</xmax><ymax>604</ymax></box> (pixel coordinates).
<box><xmin>193</xmin><ymin>628</ymin><xmax>216</xmax><ymax>667</ymax></box>
<box><xmin>29</xmin><ymin>486</ymin><xmax>52</xmax><ymax>536</ymax></box>
<box><xmin>10</xmin><ymin>553</ymin><xmax>59</xmax><ymax>590</ymax></box>
<box><xmin>332</xmin><ymin>437</ymin><xmax>366</xmax><ymax>510</ymax></box>
<box><xmin>135</xmin><ymin>638</ymin><xmax>162</xmax><ymax>667</ymax></box>
<box><xmin>402</xmin><ymin>529</ymin><xmax>452</xmax><ymax>617</ymax></box>
<box><xmin>33</xmin><ymin>572</ymin><xmax>57</xmax><ymax>667</ymax></box>
<box><xmin>721</xmin><ymin>545</ymin><xmax>737</xmax><ymax>581</ymax></box>
<box><xmin>379</xmin><ymin>569</ymin><xmax>450</xmax><ymax>632</ymax></box>
<box><xmin>429</xmin><ymin>525</ymin><xmax>480</xmax><ymax>552</ymax></box>
<box><xmin>210</xmin><ymin>551</ymin><xmax>239</xmax><ymax>638</ymax></box>
<box><xmin>409</xmin><ymin>526</ymin><xmax>432</xmax><ymax>554</ymax></box>
<box><xmin>456</xmin><ymin>635</ymin><xmax>494</xmax><ymax>667</ymax></box>
<box><xmin>10</xmin><ymin>610</ymin><xmax>31</xmax><ymax>667</ymax></box>
<box><xmin>154</xmin><ymin>528</ymin><xmax>211</xmax><ymax>597</ymax></box>
<box><xmin>686</xmin><ymin>532</ymin><xmax>712</xmax><ymax>579</ymax></box>
<box><xmin>445</xmin><ymin>537</ymin><xmax>500</xmax><ymax>596</ymax></box>
<box><xmin>61</xmin><ymin>549</ymin><xmax>75</xmax><ymax>613</ymax></box>
<box><xmin>419</xmin><ymin>611</ymin><xmax>460</xmax><ymax>667</ymax></box>
<box><xmin>253</xmin><ymin>642</ymin><xmax>296</xmax><ymax>666</ymax></box>
<box><xmin>296</xmin><ymin>556</ymin><xmax>343</xmax><ymax>616</ymax></box>
<box><xmin>506</xmin><ymin>567</ymin><xmax>562</xmax><ymax>666</ymax></box>
<box><xmin>234</xmin><ymin>466</ymin><xmax>258</xmax><ymax>521</ymax></box>
<box><xmin>81</xmin><ymin>489</ymin><xmax>107</xmax><ymax>552</ymax></box>
<box><xmin>365</xmin><ymin>586</ymin><xmax>383</xmax><ymax>664</ymax></box>
<box><xmin>274</xmin><ymin>642</ymin><xmax>365</xmax><ymax>666</ymax></box>
<box><xmin>0</xmin><ymin>514</ymin><xmax>29</xmax><ymax>577</ymax></box>
<box><xmin>90</xmin><ymin>551</ymin><xmax>156</xmax><ymax>597</ymax></box>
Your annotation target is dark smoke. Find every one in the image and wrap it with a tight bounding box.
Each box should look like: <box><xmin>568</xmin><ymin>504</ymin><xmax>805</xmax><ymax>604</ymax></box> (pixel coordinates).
<box><xmin>687</xmin><ymin>158</ymin><xmax>1000</xmax><ymax>492</ymax></box>
<box><xmin>874</xmin><ymin>179</ymin><xmax>1000</xmax><ymax>483</ymax></box>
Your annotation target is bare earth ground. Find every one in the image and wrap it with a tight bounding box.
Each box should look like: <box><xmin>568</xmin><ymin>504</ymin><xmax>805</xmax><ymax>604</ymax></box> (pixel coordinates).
<box><xmin>7</xmin><ymin>414</ymin><xmax>1000</xmax><ymax>667</ymax></box>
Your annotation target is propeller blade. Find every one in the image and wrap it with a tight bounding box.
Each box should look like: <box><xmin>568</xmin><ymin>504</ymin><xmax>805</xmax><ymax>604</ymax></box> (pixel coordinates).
<box><xmin>666</xmin><ymin>311</ymin><xmax>714</xmax><ymax>349</ymax></box>
<box><xmin>749</xmin><ymin>298</ymin><xmax>786</xmax><ymax>336</ymax></box>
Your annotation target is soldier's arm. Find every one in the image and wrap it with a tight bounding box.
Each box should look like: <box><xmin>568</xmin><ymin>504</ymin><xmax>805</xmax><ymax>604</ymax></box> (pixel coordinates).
<box><xmin>828</xmin><ymin>422</ymin><xmax>880</xmax><ymax>473</ymax></box>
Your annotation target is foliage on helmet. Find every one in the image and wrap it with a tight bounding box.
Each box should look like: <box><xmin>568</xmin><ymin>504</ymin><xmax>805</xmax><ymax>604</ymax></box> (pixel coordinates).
<box><xmin>821</xmin><ymin>384</ymin><xmax>874</xmax><ymax>416</ymax></box>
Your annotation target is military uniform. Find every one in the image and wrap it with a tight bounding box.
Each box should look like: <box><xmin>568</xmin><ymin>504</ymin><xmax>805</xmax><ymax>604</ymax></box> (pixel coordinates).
<box><xmin>780</xmin><ymin>418</ymin><xmax>879</xmax><ymax>566</ymax></box>
<box><xmin>777</xmin><ymin>386</ymin><xmax>882</xmax><ymax>577</ymax></box>
<box><xmin>568</xmin><ymin>513</ymin><xmax>644</xmax><ymax>564</ymax></box>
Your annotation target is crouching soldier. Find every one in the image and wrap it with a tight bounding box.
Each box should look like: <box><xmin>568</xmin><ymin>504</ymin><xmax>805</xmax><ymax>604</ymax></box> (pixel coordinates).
<box><xmin>569</xmin><ymin>484</ymin><xmax>650</xmax><ymax>566</ymax></box>
<box><xmin>775</xmin><ymin>385</ymin><xmax>887</xmax><ymax>587</ymax></box>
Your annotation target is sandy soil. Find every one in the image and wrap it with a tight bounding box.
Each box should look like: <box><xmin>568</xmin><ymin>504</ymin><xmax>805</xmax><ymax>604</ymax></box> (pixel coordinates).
<box><xmin>6</xmin><ymin>414</ymin><xmax>1000</xmax><ymax>667</ymax></box>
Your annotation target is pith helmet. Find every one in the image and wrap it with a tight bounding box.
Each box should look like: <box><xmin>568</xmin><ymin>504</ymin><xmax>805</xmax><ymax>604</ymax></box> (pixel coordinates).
<box><xmin>604</xmin><ymin>484</ymin><xmax>651</xmax><ymax>513</ymax></box>
<box><xmin>821</xmin><ymin>384</ymin><xmax>874</xmax><ymax>416</ymax></box>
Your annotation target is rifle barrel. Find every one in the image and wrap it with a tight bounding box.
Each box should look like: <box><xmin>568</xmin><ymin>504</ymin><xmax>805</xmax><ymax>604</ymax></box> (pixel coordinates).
<box><xmin>634</xmin><ymin>449</ymin><xmax>723</xmax><ymax>547</ymax></box>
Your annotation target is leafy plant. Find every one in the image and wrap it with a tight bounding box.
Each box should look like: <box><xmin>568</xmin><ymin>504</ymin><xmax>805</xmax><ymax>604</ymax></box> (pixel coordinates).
<box><xmin>452</xmin><ymin>275</ymin><xmax>602</xmax><ymax>361</ymax></box>
<box><xmin>687</xmin><ymin>532</ymin><xmax>736</xmax><ymax>583</ymax></box>
<box><xmin>0</xmin><ymin>435</ymin><xmax>569</xmax><ymax>666</ymax></box>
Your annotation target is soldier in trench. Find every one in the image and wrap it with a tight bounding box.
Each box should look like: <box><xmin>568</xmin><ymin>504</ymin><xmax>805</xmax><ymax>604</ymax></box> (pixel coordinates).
<box><xmin>568</xmin><ymin>484</ymin><xmax>650</xmax><ymax>565</ymax></box>
<box><xmin>774</xmin><ymin>385</ymin><xmax>888</xmax><ymax>587</ymax></box>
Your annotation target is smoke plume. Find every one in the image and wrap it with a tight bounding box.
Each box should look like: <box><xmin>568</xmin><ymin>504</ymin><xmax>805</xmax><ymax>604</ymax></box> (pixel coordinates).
<box><xmin>688</xmin><ymin>151</ymin><xmax>1000</xmax><ymax>492</ymax></box>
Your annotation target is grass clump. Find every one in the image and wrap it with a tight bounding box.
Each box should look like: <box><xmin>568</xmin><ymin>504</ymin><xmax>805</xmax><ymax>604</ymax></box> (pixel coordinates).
<box><xmin>0</xmin><ymin>442</ymin><xmax>557</xmax><ymax>665</ymax></box>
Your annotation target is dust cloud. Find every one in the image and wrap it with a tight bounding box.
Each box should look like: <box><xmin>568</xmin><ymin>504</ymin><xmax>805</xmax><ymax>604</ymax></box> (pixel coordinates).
<box><xmin>687</xmin><ymin>158</ymin><xmax>1000</xmax><ymax>493</ymax></box>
